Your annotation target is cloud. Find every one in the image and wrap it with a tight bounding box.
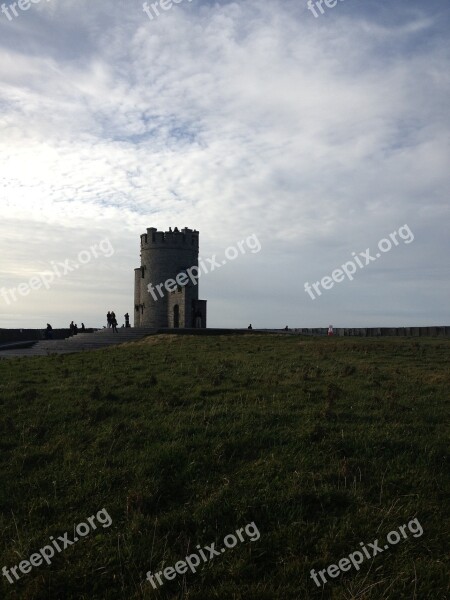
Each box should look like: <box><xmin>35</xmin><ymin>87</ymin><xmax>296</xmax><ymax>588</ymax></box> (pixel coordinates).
<box><xmin>0</xmin><ymin>0</ymin><xmax>449</xmax><ymax>328</ymax></box>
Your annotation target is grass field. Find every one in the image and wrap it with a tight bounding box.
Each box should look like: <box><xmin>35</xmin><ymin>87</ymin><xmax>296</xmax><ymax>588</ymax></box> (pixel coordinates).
<box><xmin>0</xmin><ymin>334</ymin><xmax>448</xmax><ymax>600</ymax></box>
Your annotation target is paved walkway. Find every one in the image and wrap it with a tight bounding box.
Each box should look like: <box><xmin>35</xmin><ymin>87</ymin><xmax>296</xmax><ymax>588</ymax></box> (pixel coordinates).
<box><xmin>0</xmin><ymin>327</ymin><xmax>291</xmax><ymax>359</ymax></box>
<box><xmin>0</xmin><ymin>328</ymin><xmax>158</xmax><ymax>358</ymax></box>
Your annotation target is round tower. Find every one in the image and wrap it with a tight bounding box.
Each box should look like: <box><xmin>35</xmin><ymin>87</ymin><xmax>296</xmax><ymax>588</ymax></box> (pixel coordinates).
<box><xmin>134</xmin><ymin>227</ymin><xmax>206</xmax><ymax>328</ymax></box>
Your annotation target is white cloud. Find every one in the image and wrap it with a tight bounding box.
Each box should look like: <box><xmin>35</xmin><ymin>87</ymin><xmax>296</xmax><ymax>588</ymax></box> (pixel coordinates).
<box><xmin>0</xmin><ymin>0</ymin><xmax>449</xmax><ymax>328</ymax></box>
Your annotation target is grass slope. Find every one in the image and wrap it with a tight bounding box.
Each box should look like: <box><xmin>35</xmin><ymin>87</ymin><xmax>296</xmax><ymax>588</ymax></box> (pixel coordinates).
<box><xmin>0</xmin><ymin>334</ymin><xmax>449</xmax><ymax>599</ymax></box>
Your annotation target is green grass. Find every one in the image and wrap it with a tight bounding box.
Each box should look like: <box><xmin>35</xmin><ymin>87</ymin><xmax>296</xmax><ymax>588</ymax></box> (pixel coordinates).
<box><xmin>0</xmin><ymin>334</ymin><xmax>448</xmax><ymax>599</ymax></box>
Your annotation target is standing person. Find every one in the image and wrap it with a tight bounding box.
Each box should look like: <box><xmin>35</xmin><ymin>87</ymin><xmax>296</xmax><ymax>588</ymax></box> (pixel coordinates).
<box><xmin>81</xmin><ymin>323</ymin><xmax>85</xmax><ymax>331</ymax></box>
<box><xmin>107</xmin><ymin>311</ymin><xmax>111</xmax><ymax>328</ymax></box>
<box><xmin>73</xmin><ymin>323</ymin><xmax>78</xmax><ymax>335</ymax></box>
<box><xmin>45</xmin><ymin>323</ymin><xmax>53</xmax><ymax>339</ymax></box>
<box><xmin>69</xmin><ymin>321</ymin><xmax>75</xmax><ymax>336</ymax></box>
<box><xmin>111</xmin><ymin>314</ymin><xmax>118</xmax><ymax>333</ymax></box>
<box><xmin>124</xmin><ymin>313</ymin><xmax>130</xmax><ymax>328</ymax></box>
<box><xmin>111</xmin><ymin>310</ymin><xmax>116</xmax><ymax>323</ymax></box>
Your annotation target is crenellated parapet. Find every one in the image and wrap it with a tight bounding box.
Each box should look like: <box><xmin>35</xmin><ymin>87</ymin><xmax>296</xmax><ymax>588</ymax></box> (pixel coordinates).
<box><xmin>140</xmin><ymin>227</ymin><xmax>199</xmax><ymax>249</ymax></box>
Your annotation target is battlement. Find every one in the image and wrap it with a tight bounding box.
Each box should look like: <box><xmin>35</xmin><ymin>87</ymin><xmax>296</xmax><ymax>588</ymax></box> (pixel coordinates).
<box><xmin>140</xmin><ymin>227</ymin><xmax>199</xmax><ymax>248</ymax></box>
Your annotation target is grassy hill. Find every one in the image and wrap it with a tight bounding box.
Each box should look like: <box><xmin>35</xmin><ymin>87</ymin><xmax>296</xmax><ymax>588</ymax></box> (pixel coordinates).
<box><xmin>0</xmin><ymin>334</ymin><xmax>448</xmax><ymax>599</ymax></box>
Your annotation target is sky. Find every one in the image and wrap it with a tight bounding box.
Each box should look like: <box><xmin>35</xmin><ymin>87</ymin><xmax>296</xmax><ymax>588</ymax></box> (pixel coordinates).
<box><xmin>0</xmin><ymin>0</ymin><xmax>449</xmax><ymax>329</ymax></box>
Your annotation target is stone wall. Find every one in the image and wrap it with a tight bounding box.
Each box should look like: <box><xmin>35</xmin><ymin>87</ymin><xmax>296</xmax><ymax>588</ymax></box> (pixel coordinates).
<box><xmin>293</xmin><ymin>327</ymin><xmax>450</xmax><ymax>337</ymax></box>
<box><xmin>0</xmin><ymin>329</ymin><xmax>71</xmax><ymax>345</ymax></box>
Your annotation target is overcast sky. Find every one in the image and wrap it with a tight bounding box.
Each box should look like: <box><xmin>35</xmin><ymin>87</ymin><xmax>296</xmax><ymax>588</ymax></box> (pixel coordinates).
<box><xmin>0</xmin><ymin>0</ymin><xmax>449</xmax><ymax>329</ymax></box>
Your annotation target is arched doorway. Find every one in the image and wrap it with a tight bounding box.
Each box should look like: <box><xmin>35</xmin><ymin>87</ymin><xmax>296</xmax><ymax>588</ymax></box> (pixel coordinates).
<box><xmin>173</xmin><ymin>304</ymin><xmax>179</xmax><ymax>328</ymax></box>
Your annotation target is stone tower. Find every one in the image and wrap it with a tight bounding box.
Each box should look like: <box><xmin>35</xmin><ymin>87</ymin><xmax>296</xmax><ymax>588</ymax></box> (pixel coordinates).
<box><xmin>134</xmin><ymin>227</ymin><xmax>207</xmax><ymax>328</ymax></box>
